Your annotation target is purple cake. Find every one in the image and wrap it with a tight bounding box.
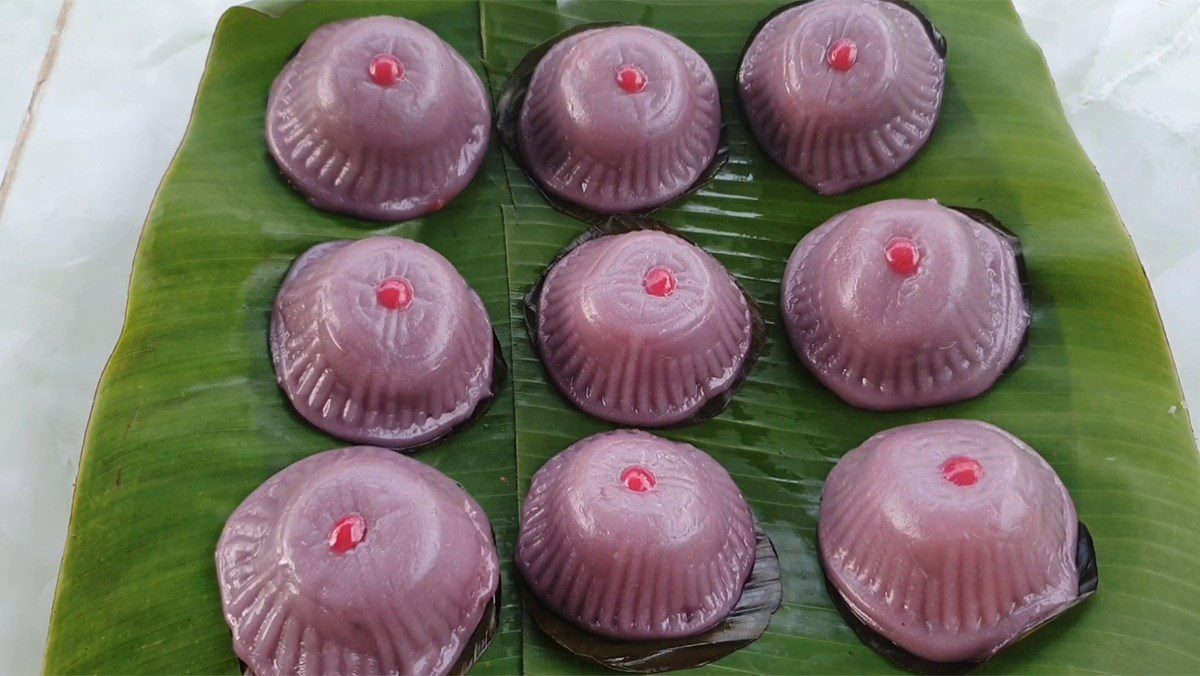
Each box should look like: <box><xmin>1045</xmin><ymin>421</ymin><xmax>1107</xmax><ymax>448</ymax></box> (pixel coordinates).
<box><xmin>782</xmin><ymin>199</ymin><xmax>1027</xmax><ymax>410</ymax></box>
<box><xmin>519</xmin><ymin>26</ymin><xmax>721</xmax><ymax>213</ymax></box>
<box><xmin>517</xmin><ymin>430</ymin><xmax>756</xmax><ymax>640</ymax></box>
<box><xmin>266</xmin><ymin>17</ymin><xmax>490</xmax><ymax>221</ymax></box>
<box><xmin>216</xmin><ymin>446</ymin><xmax>500</xmax><ymax>675</ymax></box>
<box><xmin>738</xmin><ymin>0</ymin><xmax>946</xmax><ymax>194</ymax></box>
<box><xmin>536</xmin><ymin>230</ymin><xmax>753</xmax><ymax>426</ymax></box>
<box><xmin>820</xmin><ymin>420</ymin><xmax>1082</xmax><ymax>663</ymax></box>
<box><xmin>270</xmin><ymin>236</ymin><xmax>495</xmax><ymax>449</ymax></box>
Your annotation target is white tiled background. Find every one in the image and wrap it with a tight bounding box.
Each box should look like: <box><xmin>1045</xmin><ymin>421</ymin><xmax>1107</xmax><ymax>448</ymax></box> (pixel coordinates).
<box><xmin>0</xmin><ymin>0</ymin><xmax>1196</xmax><ymax>672</ymax></box>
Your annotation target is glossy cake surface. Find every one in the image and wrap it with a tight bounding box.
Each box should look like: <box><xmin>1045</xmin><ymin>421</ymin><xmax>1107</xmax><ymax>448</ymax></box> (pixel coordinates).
<box><xmin>782</xmin><ymin>199</ymin><xmax>1027</xmax><ymax>410</ymax></box>
<box><xmin>266</xmin><ymin>17</ymin><xmax>490</xmax><ymax>221</ymax></box>
<box><xmin>270</xmin><ymin>236</ymin><xmax>494</xmax><ymax>449</ymax></box>
<box><xmin>519</xmin><ymin>25</ymin><xmax>721</xmax><ymax>213</ymax></box>
<box><xmin>216</xmin><ymin>447</ymin><xmax>500</xmax><ymax>676</ymax></box>
<box><xmin>517</xmin><ymin>430</ymin><xmax>756</xmax><ymax>640</ymax></box>
<box><xmin>820</xmin><ymin>420</ymin><xmax>1080</xmax><ymax>663</ymax></box>
<box><xmin>739</xmin><ymin>0</ymin><xmax>945</xmax><ymax>194</ymax></box>
<box><xmin>536</xmin><ymin>230</ymin><xmax>753</xmax><ymax>426</ymax></box>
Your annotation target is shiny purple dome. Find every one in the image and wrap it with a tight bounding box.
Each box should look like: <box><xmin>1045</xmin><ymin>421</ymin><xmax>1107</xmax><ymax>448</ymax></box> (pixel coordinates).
<box><xmin>782</xmin><ymin>199</ymin><xmax>1027</xmax><ymax>410</ymax></box>
<box><xmin>536</xmin><ymin>230</ymin><xmax>753</xmax><ymax>426</ymax></box>
<box><xmin>266</xmin><ymin>17</ymin><xmax>490</xmax><ymax>221</ymax></box>
<box><xmin>519</xmin><ymin>26</ymin><xmax>721</xmax><ymax>213</ymax></box>
<box><xmin>270</xmin><ymin>237</ymin><xmax>495</xmax><ymax>449</ymax></box>
<box><xmin>739</xmin><ymin>0</ymin><xmax>945</xmax><ymax>194</ymax></box>
<box><xmin>518</xmin><ymin>430</ymin><xmax>756</xmax><ymax>640</ymax></box>
<box><xmin>820</xmin><ymin>420</ymin><xmax>1080</xmax><ymax>663</ymax></box>
<box><xmin>216</xmin><ymin>447</ymin><xmax>499</xmax><ymax>675</ymax></box>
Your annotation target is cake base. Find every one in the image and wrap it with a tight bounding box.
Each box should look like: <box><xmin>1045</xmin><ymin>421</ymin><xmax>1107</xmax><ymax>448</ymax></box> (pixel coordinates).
<box><xmin>520</xmin><ymin>524</ymin><xmax>782</xmax><ymax>673</ymax></box>
<box><xmin>822</xmin><ymin>522</ymin><xmax>1099</xmax><ymax>674</ymax></box>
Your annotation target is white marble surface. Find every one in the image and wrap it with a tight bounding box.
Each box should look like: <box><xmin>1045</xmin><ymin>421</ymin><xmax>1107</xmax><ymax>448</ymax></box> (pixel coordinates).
<box><xmin>0</xmin><ymin>1</ymin><xmax>241</xmax><ymax>672</ymax></box>
<box><xmin>0</xmin><ymin>0</ymin><xmax>1196</xmax><ymax>672</ymax></box>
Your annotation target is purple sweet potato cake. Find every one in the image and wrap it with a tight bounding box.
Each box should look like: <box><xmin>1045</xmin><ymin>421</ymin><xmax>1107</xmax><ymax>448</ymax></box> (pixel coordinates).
<box><xmin>266</xmin><ymin>17</ymin><xmax>490</xmax><ymax>221</ymax></box>
<box><xmin>216</xmin><ymin>446</ymin><xmax>499</xmax><ymax>675</ymax></box>
<box><xmin>536</xmin><ymin>230</ymin><xmax>753</xmax><ymax>426</ymax></box>
<box><xmin>270</xmin><ymin>236</ymin><xmax>494</xmax><ymax>449</ymax></box>
<box><xmin>519</xmin><ymin>25</ymin><xmax>721</xmax><ymax>213</ymax></box>
<box><xmin>739</xmin><ymin>0</ymin><xmax>946</xmax><ymax>194</ymax></box>
<box><xmin>782</xmin><ymin>199</ymin><xmax>1027</xmax><ymax>410</ymax></box>
<box><xmin>517</xmin><ymin>430</ymin><xmax>756</xmax><ymax>640</ymax></box>
<box><xmin>820</xmin><ymin>420</ymin><xmax>1081</xmax><ymax>663</ymax></box>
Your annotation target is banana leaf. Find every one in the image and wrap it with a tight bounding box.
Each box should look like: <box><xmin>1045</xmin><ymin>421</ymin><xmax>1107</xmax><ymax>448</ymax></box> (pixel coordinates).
<box><xmin>43</xmin><ymin>0</ymin><xmax>1200</xmax><ymax>674</ymax></box>
<box><xmin>480</xmin><ymin>0</ymin><xmax>1200</xmax><ymax>673</ymax></box>
<box><xmin>43</xmin><ymin>2</ymin><xmax>521</xmax><ymax>673</ymax></box>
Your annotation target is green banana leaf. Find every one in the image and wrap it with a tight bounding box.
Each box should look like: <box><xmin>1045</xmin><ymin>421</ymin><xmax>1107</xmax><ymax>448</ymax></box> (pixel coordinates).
<box><xmin>44</xmin><ymin>0</ymin><xmax>1200</xmax><ymax>674</ymax></box>
<box><xmin>42</xmin><ymin>2</ymin><xmax>521</xmax><ymax>673</ymax></box>
<box><xmin>481</xmin><ymin>0</ymin><xmax>1200</xmax><ymax>673</ymax></box>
